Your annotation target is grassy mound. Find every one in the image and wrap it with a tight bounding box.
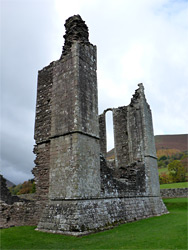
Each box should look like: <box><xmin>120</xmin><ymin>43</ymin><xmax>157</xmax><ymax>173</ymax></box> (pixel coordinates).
<box><xmin>1</xmin><ymin>198</ymin><xmax>187</xmax><ymax>249</ymax></box>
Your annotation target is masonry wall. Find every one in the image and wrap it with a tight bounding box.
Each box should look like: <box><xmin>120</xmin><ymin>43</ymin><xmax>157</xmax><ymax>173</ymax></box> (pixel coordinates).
<box><xmin>0</xmin><ymin>175</ymin><xmax>14</xmax><ymax>205</ymax></box>
<box><xmin>0</xmin><ymin>15</ymin><xmax>168</xmax><ymax>233</ymax></box>
<box><xmin>50</xmin><ymin>45</ymin><xmax>98</xmax><ymax>137</ymax></box>
<box><xmin>113</xmin><ymin>85</ymin><xmax>147</xmax><ymax>169</ymax></box>
<box><xmin>32</xmin><ymin>63</ymin><xmax>53</xmax><ymax>201</ymax></box>
<box><xmin>139</xmin><ymin>85</ymin><xmax>160</xmax><ymax>197</ymax></box>
<box><xmin>34</xmin><ymin>64</ymin><xmax>53</xmax><ymax>143</ymax></box>
<box><xmin>37</xmin><ymin>196</ymin><xmax>167</xmax><ymax>236</ymax></box>
<box><xmin>113</xmin><ymin>106</ymin><xmax>131</xmax><ymax>168</ymax></box>
<box><xmin>99</xmin><ymin>113</ymin><xmax>106</xmax><ymax>158</ymax></box>
<box><xmin>32</xmin><ymin>142</ymin><xmax>50</xmax><ymax>200</ymax></box>
<box><xmin>49</xmin><ymin>133</ymin><xmax>100</xmax><ymax>199</ymax></box>
<box><xmin>160</xmin><ymin>188</ymin><xmax>188</xmax><ymax>198</ymax></box>
<box><xmin>48</xmin><ymin>42</ymin><xmax>101</xmax><ymax>200</ymax></box>
<box><xmin>0</xmin><ymin>175</ymin><xmax>45</xmax><ymax>229</ymax></box>
<box><xmin>0</xmin><ymin>200</ymin><xmax>44</xmax><ymax>229</ymax></box>
<box><xmin>34</xmin><ymin>15</ymin><xmax>167</xmax><ymax>234</ymax></box>
<box><xmin>99</xmin><ymin>84</ymin><xmax>160</xmax><ymax>197</ymax></box>
<box><xmin>100</xmin><ymin>156</ymin><xmax>146</xmax><ymax>197</ymax></box>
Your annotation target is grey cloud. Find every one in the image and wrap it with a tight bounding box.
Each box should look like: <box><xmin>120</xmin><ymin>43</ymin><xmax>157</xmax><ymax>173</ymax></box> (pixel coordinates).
<box><xmin>1</xmin><ymin>0</ymin><xmax>58</xmax><ymax>184</ymax></box>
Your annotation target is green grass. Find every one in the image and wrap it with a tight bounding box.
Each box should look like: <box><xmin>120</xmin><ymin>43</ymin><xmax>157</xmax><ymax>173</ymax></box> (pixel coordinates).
<box><xmin>160</xmin><ymin>182</ymin><xmax>188</xmax><ymax>189</ymax></box>
<box><xmin>1</xmin><ymin>198</ymin><xmax>187</xmax><ymax>250</ymax></box>
<box><xmin>158</xmin><ymin>167</ymin><xmax>168</xmax><ymax>174</ymax></box>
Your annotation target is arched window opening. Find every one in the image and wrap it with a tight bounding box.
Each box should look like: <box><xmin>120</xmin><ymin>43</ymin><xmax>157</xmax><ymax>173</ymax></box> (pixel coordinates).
<box><xmin>105</xmin><ymin>111</ymin><xmax>115</xmax><ymax>154</ymax></box>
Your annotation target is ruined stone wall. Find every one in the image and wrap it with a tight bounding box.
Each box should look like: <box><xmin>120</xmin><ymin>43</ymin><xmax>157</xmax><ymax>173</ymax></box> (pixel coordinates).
<box><xmin>160</xmin><ymin>188</ymin><xmax>188</xmax><ymax>198</ymax></box>
<box><xmin>32</xmin><ymin>143</ymin><xmax>50</xmax><ymax>200</ymax></box>
<box><xmin>113</xmin><ymin>85</ymin><xmax>146</xmax><ymax>169</ymax></box>
<box><xmin>98</xmin><ymin>84</ymin><xmax>160</xmax><ymax>197</ymax></box>
<box><xmin>0</xmin><ymin>200</ymin><xmax>44</xmax><ymax>229</ymax></box>
<box><xmin>0</xmin><ymin>15</ymin><xmax>168</xmax><ymax>233</ymax></box>
<box><xmin>0</xmin><ymin>62</ymin><xmax>54</xmax><ymax>229</ymax></box>
<box><xmin>0</xmin><ymin>175</ymin><xmax>45</xmax><ymax>228</ymax></box>
<box><xmin>35</xmin><ymin>16</ymin><xmax>167</xmax><ymax>235</ymax></box>
<box><xmin>99</xmin><ymin>113</ymin><xmax>107</xmax><ymax>158</ymax></box>
<box><xmin>139</xmin><ymin>88</ymin><xmax>160</xmax><ymax>197</ymax></box>
<box><xmin>0</xmin><ymin>175</ymin><xmax>14</xmax><ymax>205</ymax></box>
<box><xmin>34</xmin><ymin>64</ymin><xmax>53</xmax><ymax>143</ymax></box>
<box><xmin>50</xmin><ymin>43</ymin><xmax>98</xmax><ymax>137</ymax></box>
<box><xmin>100</xmin><ymin>156</ymin><xmax>146</xmax><ymax>197</ymax></box>
<box><xmin>48</xmin><ymin>42</ymin><xmax>100</xmax><ymax>200</ymax></box>
<box><xmin>113</xmin><ymin>106</ymin><xmax>129</xmax><ymax>167</ymax></box>
<box><xmin>38</xmin><ymin>196</ymin><xmax>167</xmax><ymax>236</ymax></box>
<box><xmin>32</xmin><ymin>63</ymin><xmax>53</xmax><ymax>201</ymax></box>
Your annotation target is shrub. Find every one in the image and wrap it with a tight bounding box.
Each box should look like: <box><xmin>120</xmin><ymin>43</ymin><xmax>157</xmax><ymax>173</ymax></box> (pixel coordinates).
<box><xmin>9</xmin><ymin>180</ymin><xmax>36</xmax><ymax>195</ymax></box>
<box><xmin>159</xmin><ymin>172</ymin><xmax>170</xmax><ymax>184</ymax></box>
<box><xmin>168</xmin><ymin>160</ymin><xmax>186</xmax><ymax>183</ymax></box>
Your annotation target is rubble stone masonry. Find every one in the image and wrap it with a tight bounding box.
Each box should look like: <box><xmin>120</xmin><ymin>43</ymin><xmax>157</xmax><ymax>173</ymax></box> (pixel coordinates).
<box><xmin>35</xmin><ymin>15</ymin><xmax>168</xmax><ymax>235</ymax></box>
<box><xmin>0</xmin><ymin>175</ymin><xmax>45</xmax><ymax>228</ymax></box>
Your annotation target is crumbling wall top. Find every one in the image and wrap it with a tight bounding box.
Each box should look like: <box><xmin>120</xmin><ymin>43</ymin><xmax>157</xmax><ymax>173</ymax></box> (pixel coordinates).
<box><xmin>62</xmin><ymin>15</ymin><xmax>89</xmax><ymax>57</ymax></box>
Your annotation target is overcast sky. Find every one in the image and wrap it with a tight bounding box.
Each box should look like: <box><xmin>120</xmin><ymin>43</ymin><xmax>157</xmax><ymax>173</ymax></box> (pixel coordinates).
<box><xmin>1</xmin><ymin>0</ymin><xmax>188</xmax><ymax>184</ymax></box>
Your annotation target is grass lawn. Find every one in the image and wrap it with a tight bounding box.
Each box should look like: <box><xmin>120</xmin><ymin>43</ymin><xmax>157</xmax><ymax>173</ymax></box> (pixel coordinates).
<box><xmin>158</xmin><ymin>167</ymin><xmax>168</xmax><ymax>174</ymax></box>
<box><xmin>158</xmin><ymin>167</ymin><xmax>188</xmax><ymax>178</ymax></box>
<box><xmin>1</xmin><ymin>198</ymin><xmax>187</xmax><ymax>250</ymax></box>
<box><xmin>160</xmin><ymin>182</ymin><xmax>188</xmax><ymax>189</ymax></box>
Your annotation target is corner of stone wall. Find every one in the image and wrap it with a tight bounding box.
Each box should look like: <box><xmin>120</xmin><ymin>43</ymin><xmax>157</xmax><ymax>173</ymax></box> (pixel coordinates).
<box><xmin>0</xmin><ymin>174</ymin><xmax>45</xmax><ymax>228</ymax></box>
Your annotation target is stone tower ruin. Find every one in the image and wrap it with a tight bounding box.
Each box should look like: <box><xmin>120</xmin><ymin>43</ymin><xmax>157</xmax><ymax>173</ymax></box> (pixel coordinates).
<box><xmin>33</xmin><ymin>15</ymin><xmax>168</xmax><ymax>235</ymax></box>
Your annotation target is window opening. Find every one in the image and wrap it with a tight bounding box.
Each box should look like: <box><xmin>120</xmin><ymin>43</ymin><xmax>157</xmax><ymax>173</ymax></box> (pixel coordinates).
<box><xmin>105</xmin><ymin>110</ymin><xmax>115</xmax><ymax>154</ymax></box>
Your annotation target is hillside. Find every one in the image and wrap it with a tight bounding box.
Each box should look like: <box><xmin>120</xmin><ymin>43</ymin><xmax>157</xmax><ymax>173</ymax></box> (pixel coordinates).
<box><xmin>107</xmin><ymin>134</ymin><xmax>188</xmax><ymax>159</ymax></box>
<box><xmin>155</xmin><ymin>134</ymin><xmax>187</xmax><ymax>152</ymax></box>
<box><xmin>6</xmin><ymin>179</ymin><xmax>15</xmax><ymax>188</ymax></box>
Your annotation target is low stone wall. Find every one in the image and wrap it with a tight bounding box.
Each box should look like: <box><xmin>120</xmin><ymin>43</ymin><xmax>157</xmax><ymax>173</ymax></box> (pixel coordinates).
<box><xmin>18</xmin><ymin>194</ymin><xmax>37</xmax><ymax>201</ymax></box>
<box><xmin>0</xmin><ymin>174</ymin><xmax>47</xmax><ymax>229</ymax></box>
<box><xmin>0</xmin><ymin>200</ymin><xmax>46</xmax><ymax>229</ymax></box>
<box><xmin>37</xmin><ymin>196</ymin><xmax>168</xmax><ymax>236</ymax></box>
<box><xmin>160</xmin><ymin>188</ymin><xmax>188</xmax><ymax>198</ymax></box>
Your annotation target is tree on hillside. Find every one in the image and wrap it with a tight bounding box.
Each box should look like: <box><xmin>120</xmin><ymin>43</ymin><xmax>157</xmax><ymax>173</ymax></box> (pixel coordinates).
<box><xmin>159</xmin><ymin>172</ymin><xmax>170</xmax><ymax>184</ymax></box>
<box><xmin>9</xmin><ymin>184</ymin><xmax>22</xmax><ymax>195</ymax></box>
<box><xmin>168</xmin><ymin>160</ymin><xmax>186</xmax><ymax>183</ymax></box>
<box><xmin>9</xmin><ymin>179</ymin><xmax>36</xmax><ymax>195</ymax></box>
<box><xmin>181</xmin><ymin>156</ymin><xmax>188</xmax><ymax>173</ymax></box>
<box><xmin>159</xmin><ymin>155</ymin><xmax>167</xmax><ymax>161</ymax></box>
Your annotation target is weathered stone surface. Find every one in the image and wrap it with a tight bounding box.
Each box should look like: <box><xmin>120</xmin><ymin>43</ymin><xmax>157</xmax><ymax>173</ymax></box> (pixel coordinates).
<box><xmin>100</xmin><ymin>155</ymin><xmax>146</xmax><ymax>197</ymax></box>
<box><xmin>35</xmin><ymin>15</ymin><xmax>167</xmax><ymax>235</ymax></box>
<box><xmin>0</xmin><ymin>15</ymin><xmax>168</xmax><ymax>233</ymax></box>
<box><xmin>51</xmin><ymin>43</ymin><xmax>98</xmax><ymax>138</ymax></box>
<box><xmin>32</xmin><ymin>62</ymin><xmax>53</xmax><ymax>202</ymax></box>
<box><xmin>0</xmin><ymin>175</ymin><xmax>14</xmax><ymax>205</ymax></box>
<box><xmin>62</xmin><ymin>15</ymin><xmax>89</xmax><ymax>57</ymax></box>
<box><xmin>34</xmin><ymin>63</ymin><xmax>53</xmax><ymax>144</ymax></box>
<box><xmin>37</xmin><ymin>196</ymin><xmax>167</xmax><ymax>236</ymax></box>
<box><xmin>160</xmin><ymin>188</ymin><xmax>188</xmax><ymax>198</ymax></box>
<box><xmin>49</xmin><ymin>134</ymin><xmax>100</xmax><ymax>199</ymax></box>
<box><xmin>99</xmin><ymin>113</ymin><xmax>107</xmax><ymax>158</ymax></box>
<box><xmin>99</xmin><ymin>84</ymin><xmax>160</xmax><ymax>198</ymax></box>
<box><xmin>0</xmin><ymin>175</ymin><xmax>45</xmax><ymax>229</ymax></box>
<box><xmin>0</xmin><ymin>200</ymin><xmax>44</xmax><ymax>229</ymax></box>
<box><xmin>32</xmin><ymin>142</ymin><xmax>50</xmax><ymax>201</ymax></box>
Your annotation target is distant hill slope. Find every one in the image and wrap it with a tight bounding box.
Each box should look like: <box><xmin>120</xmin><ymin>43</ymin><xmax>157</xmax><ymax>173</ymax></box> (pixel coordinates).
<box><xmin>155</xmin><ymin>134</ymin><xmax>187</xmax><ymax>152</ymax></box>
<box><xmin>6</xmin><ymin>179</ymin><xmax>15</xmax><ymax>188</ymax></box>
<box><xmin>107</xmin><ymin>148</ymin><xmax>115</xmax><ymax>159</ymax></box>
<box><xmin>107</xmin><ymin>134</ymin><xmax>188</xmax><ymax>159</ymax></box>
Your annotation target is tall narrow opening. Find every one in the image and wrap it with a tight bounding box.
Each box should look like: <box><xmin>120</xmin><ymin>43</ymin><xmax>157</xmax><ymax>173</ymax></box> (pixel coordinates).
<box><xmin>105</xmin><ymin>110</ymin><xmax>115</xmax><ymax>155</ymax></box>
